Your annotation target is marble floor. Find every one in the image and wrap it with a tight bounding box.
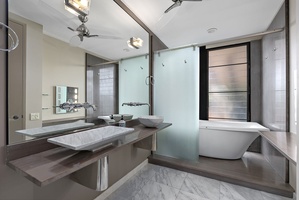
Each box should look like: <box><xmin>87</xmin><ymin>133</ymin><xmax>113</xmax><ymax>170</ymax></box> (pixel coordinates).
<box><xmin>105</xmin><ymin>163</ymin><xmax>293</xmax><ymax>200</ymax></box>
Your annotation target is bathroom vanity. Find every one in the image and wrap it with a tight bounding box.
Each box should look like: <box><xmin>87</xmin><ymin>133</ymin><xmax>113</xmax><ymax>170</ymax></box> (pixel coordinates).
<box><xmin>6</xmin><ymin>120</ymin><xmax>171</xmax><ymax>190</ymax></box>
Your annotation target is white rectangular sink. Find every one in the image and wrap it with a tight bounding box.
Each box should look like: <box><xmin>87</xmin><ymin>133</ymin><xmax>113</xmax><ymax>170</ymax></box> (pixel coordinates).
<box><xmin>47</xmin><ymin>126</ymin><xmax>134</xmax><ymax>151</ymax></box>
<box><xmin>16</xmin><ymin>120</ymin><xmax>94</xmax><ymax>137</ymax></box>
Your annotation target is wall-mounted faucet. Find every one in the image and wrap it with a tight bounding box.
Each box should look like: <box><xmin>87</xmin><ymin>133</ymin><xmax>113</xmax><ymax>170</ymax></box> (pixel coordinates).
<box><xmin>57</xmin><ymin>102</ymin><xmax>97</xmax><ymax>112</ymax></box>
<box><xmin>122</xmin><ymin>102</ymin><xmax>150</xmax><ymax>107</ymax></box>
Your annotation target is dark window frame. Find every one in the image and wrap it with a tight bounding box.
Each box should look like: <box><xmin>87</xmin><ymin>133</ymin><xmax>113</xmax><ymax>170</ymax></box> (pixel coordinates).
<box><xmin>200</xmin><ymin>43</ymin><xmax>251</xmax><ymax>121</ymax></box>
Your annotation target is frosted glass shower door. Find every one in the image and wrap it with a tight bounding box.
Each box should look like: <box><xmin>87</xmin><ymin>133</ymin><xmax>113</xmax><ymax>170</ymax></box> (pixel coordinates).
<box><xmin>154</xmin><ymin>47</ymin><xmax>200</xmax><ymax>160</ymax></box>
<box><xmin>119</xmin><ymin>55</ymin><xmax>149</xmax><ymax>117</ymax></box>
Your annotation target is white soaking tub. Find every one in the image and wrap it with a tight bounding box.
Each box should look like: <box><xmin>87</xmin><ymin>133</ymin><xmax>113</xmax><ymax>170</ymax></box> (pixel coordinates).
<box><xmin>199</xmin><ymin>120</ymin><xmax>269</xmax><ymax>159</ymax></box>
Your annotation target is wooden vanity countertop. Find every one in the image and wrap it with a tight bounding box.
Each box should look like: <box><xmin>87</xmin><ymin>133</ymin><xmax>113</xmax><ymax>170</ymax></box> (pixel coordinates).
<box><xmin>259</xmin><ymin>131</ymin><xmax>297</xmax><ymax>165</ymax></box>
<box><xmin>7</xmin><ymin>123</ymin><xmax>171</xmax><ymax>186</ymax></box>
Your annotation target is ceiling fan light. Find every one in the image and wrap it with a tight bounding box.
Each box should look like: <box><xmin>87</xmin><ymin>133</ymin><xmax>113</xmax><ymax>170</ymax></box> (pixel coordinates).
<box><xmin>64</xmin><ymin>0</ymin><xmax>91</xmax><ymax>16</ymax></box>
<box><xmin>127</xmin><ymin>37</ymin><xmax>143</xmax><ymax>49</ymax></box>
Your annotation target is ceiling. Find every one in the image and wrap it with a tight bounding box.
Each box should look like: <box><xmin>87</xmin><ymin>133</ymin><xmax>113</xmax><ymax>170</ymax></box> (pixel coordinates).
<box><xmin>8</xmin><ymin>0</ymin><xmax>149</xmax><ymax>60</ymax></box>
<box><xmin>122</xmin><ymin>0</ymin><xmax>284</xmax><ymax>48</ymax></box>
<box><xmin>9</xmin><ymin>0</ymin><xmax>284</xmax><ymax>59</ymax></box>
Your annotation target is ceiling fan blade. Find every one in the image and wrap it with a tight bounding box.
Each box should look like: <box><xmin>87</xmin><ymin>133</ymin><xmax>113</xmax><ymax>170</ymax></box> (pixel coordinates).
<box><xmin>67</xmin><ymin>27</ymin><xmax>75</xmax><ymax>31</ymax></box>
<box><xmin>155</xmin><ymin>6</ymin><xmax>179</xmax><ymax>31</ymax></box>
<box><xmin>69</xmin><ymin>35</ymin><xmax>82</xmax><ymax>47</ymax></box>
<box><xmin>94</xmin><ymin>35</ymin><xmax>123</xmax><ymax>40</ymax></box>
<box><xmin>86</xmin><ymin>34</ymin><xmax>99</xmax><ymax>38</ymax></box>
<box><xmin>165</xmin><ymin>1</ymin><xmax>182</xmax><ymax>13</ymax></box>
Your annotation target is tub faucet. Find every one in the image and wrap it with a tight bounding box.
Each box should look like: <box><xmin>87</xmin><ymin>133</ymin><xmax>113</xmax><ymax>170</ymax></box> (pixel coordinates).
<box><xmin>122</xmin><ymin>102</ymin><xmax>151</xmax><ymax>107</ymax></box>
<box><xmin>58</xmin><ymin>102</ymin><xmax>97</xmax><ymax>112</ymax></box>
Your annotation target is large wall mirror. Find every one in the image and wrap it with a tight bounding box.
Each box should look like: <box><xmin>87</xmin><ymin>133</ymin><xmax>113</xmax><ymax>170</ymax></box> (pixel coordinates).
<box><xmin>8</xmin><ymin>0</ymin><xmax>149</xmax><ymax>144</ymax></box>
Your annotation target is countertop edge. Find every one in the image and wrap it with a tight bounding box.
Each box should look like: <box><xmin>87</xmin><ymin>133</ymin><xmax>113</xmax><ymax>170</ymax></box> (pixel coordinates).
<box><xmin>7</xmin><ymin>123</ymin><xmax>172</xmax><ymax>187</ymax></box>
<box><xmin>259</xmin><ymin>131</ymin><xmax>296</xmax><ymax>165</ymax></box>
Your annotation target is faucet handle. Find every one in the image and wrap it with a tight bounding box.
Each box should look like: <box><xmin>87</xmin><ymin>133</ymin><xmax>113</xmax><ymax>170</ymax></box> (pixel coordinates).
<box><xmin>82</xmin><ymin>102</ymin><xmax>97</xmax><ymax>111</ymax></box>
<box><xmin>90</xmin><ymin>104</ymin><xmax>97</xmax><ymax>111</ymax></box>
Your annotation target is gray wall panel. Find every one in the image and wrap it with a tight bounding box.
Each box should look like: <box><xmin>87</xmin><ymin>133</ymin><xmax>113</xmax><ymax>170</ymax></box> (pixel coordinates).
<box><xmin>261</xmin><ymin>3</ymin><xmax>288</xmax><ymax>182</ymax></box>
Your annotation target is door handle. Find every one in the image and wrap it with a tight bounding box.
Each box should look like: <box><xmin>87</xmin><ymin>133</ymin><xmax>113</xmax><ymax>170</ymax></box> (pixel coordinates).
<box><xmin>145</xmin><ymin>76</ymin><xmax>155</xmax><ymax>85</ymax></box>
<box><xmin>12</xmin><ymin>115</ymin><xmax>19</xmax><ymax>120</ymax></box>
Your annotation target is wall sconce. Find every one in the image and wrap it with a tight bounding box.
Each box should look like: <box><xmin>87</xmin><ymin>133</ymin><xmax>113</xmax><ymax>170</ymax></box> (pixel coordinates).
<box><xmin>64</xmin><ymin>0</ymin><xmax>91</xmax><ymax>16</ymax></box>
<box><xmin>127</xmin><ymin>37</ymin><xmax>143</xmax><ymax>49</ymax></box>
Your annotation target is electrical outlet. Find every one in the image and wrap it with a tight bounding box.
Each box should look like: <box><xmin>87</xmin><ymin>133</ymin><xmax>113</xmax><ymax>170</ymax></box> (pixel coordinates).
<box><xmin>30</xmin><ymin>113</ymin><xmax>40</xmax><ymax>121</ymax></box>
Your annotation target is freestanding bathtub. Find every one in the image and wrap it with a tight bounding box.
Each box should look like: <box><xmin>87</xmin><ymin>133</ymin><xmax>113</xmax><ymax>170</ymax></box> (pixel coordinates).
<box><xmin>199</xmin><ymin>120</ymin><xmax>269</xmax><ymax>159</ymax></box>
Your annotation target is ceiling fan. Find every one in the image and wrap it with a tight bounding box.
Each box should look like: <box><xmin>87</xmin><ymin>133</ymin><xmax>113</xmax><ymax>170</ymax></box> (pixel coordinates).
<box><xmin>68</xmin><ymin>15</ymin><xmax>121</xmax><ymax>42</ymax></box>
<box><xmin>165</xmin><ymin>0</ymin><xmax>203</xmax><ymax>13</ymax></box>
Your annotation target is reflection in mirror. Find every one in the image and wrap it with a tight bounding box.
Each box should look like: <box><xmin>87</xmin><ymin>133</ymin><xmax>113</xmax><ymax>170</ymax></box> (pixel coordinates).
<box><xmin>8</xmin><ymin>0</ymin><xmax>149</xmax><ymax>144</ymax></box>
<box><xmin>55</xmin><ymin>86</ymin><xmax>79</xmax><ymax>114</ymax></box>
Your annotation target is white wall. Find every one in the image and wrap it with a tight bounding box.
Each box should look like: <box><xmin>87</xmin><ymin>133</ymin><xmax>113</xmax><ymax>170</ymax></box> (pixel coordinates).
<box><xmin>10</xmin><ymin>13</ymin><xmax>43</xmax><ymax>130</ymax></box>
<box><xmin>42</xmin><ymin>35</ymin><xmax>86</xmax><ymax>120</ymax></box>
<box><xmin>10</xmin><ymin>14</ymin><xmax>86</xmax><ymax>122</ymax></box>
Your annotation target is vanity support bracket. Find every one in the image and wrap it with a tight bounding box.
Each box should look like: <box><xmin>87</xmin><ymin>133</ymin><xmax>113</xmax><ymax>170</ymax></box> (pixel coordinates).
<box><xmin>71</xmin><ymin>156</ymin><xmax>109</xmax><ymax>191</ymax></box>
<box><xmin>133</xmin><ymin>133</ymin><xmax>156</xmax><ymax>151</ymax></box>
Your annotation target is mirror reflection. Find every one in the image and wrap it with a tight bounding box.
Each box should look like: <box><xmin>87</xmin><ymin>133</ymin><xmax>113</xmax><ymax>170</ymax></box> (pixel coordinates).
<box><xmin>55</xmin><ymin>86</ymin><xmax>79</xmax><ymax>114</ymax></box>
<box><xmin>8</xmin><ymin>0</ymin><xmax>149</xmax><ymax>144</ymax></box>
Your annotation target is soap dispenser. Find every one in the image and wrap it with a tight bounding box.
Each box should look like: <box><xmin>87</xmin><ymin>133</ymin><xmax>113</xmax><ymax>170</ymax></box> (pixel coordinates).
<box><xmin>119</xmin><ymin>115</ymin><xmax>126</xmax><ymax>127</ymax></box>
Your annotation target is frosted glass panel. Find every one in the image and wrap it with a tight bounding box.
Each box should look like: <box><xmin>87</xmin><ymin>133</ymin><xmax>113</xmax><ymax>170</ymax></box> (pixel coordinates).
<box><xmin>209</xmin><ymin>64</ymin><xmax>247</xmax><ymax>92</ymax></box>
<box><xmin>209</xmin><ymin>92</ymin><xmax>247</xmax><ymax>120</ymax></box>
<box><xmin>154</xmin><ymin>47</ymin><xmax>200</xmax><ymax>160</ymax></box>
<box><xmin>119</xmin><ymin>55</ymin><xmax>149</xmax><ymax>117</ymax></box>
<box><xmin>209</xmin><ymin>46</ymin><xmax>247</xmax><ymax>66</ymax></box>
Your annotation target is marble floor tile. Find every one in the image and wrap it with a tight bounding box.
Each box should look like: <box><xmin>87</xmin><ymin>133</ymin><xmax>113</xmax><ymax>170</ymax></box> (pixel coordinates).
<box><xmin>132</xmin><ymin>179</ymin><xmax>180</xmax><ymax>200</ymax></box>
<box><xmin>261</xmin><ymin>191</ymin><xmax>293</xmax><ymax>200</ymax></box>
<box><xmin>105</xmin><ymin>164</ymin><xmax>292</xmax><ymax>200</ymax></box>
<box><xmin>138</xmin><ymin>163</ymin><xmax>161</xmax><ymax>180</ymax></box>
<box><xmin>180</xmin><ymin>173</ymin><xmax>220</xmax><ymax>200</ymax></box>
<box><xmin>176</xmin><ymin>190</ymin><xmax>210</xmax><ymax>200</ymax></box>
<box><xmin>106</xmin><ymin>174</ymin><xmax>148</xmax><ymax>200</ymax></box>
<box><xmin>150</xmin><ymin>165</ymin><xmax>188</xmax><ymax>189</ymax></box>
<box><xmin>220</xmin><ymin>182</ymin><xmax>264</xmax><ymax>200</ymax></box>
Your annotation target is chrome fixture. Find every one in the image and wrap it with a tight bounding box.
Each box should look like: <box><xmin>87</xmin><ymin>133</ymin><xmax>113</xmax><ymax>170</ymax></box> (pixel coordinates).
<box><xmin>67</xmin><ymin>15</ymin><xmax>122</xmax><ymax>44</ymax></box>
<box><xmin>64</xmin><ymin>0</ymin><xmax>91</xmax><ymax>16</ymax></box>
<box><xmin>165</xmin><ymin>0</ymin><xmax>203</xmax><ymax>13</ymax></box>
<box><xmin>122</xmin><ymin>102</ymin><xmax>150</xmax><ymax>107</ymax></box>
<box><xmin>127</xmin><ymin>37</ymin><xmax>143</xmax><ymax>49</ymax></box>
<box><xmin>57</xmin><ymin>102</ymin><xmax>96</xmax><ymax>112</ymax></box>
<box><xmin>68</xmin><ymin>15</ymin><xmax>97</xmax><ymax>42</ymax></box>
<box><xmin>0</xmin><ymin>22</ymin><xmax>19</xmax><ymax>52</ymax></box>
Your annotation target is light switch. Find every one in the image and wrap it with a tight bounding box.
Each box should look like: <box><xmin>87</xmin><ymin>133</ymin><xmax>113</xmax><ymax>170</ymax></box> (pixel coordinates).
<box><xmin>30</xmin><ymin>113</ymin><xmax>40</xmax><ymax>121</ymax></box>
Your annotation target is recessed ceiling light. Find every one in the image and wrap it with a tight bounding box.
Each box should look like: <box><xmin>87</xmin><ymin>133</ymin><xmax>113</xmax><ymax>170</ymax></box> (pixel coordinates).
<box><xmin>207</xmin><ymin>28</ymin><xmax>217</xmax><ymax>34</ymax></box>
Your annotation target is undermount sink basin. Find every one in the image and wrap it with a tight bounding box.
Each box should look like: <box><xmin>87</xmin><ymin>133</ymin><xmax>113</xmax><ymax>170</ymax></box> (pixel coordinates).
<box><xmin>98</xmin><ymin>114</ymin><xmax>133</xmax><ymax>124</ymax></box>
<box><xmin>138</xmin><ymin>115</ymin><xmax>164</xmax><ymax>128</ymax></box>
<box><xmin>47</xmin><ymin>126</ymin><xmax>134</xmax><ymax>151</ymax></box>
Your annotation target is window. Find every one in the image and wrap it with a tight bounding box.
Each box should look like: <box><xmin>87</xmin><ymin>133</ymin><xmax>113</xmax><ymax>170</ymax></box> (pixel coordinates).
<box><xmin>207</xmin><ymin>44</ymin><xmax>250</xmax><ymax>121</ymax></box>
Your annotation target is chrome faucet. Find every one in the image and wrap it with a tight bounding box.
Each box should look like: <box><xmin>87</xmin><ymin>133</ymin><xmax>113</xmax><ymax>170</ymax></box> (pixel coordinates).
<box><xmin>58</xmin><ymin>102</ymin><xmax>97</xmax><ymax>112</ymax></box>
<box><xmin>122</xmin><ymin>102</ymin><xmax>151</xmax><ymax>107</ymax></box>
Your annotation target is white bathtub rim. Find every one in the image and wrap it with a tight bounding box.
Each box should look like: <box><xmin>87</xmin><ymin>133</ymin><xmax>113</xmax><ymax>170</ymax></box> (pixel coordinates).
<box><xmin>199</xmin><ymin>120</ymin><xmax>269</xmax><ymax>132</ymax></box>
<box><xmin>199</xmin><ymin>126</ymin><xmax>268</xmax><ymax>133</ymax></box>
